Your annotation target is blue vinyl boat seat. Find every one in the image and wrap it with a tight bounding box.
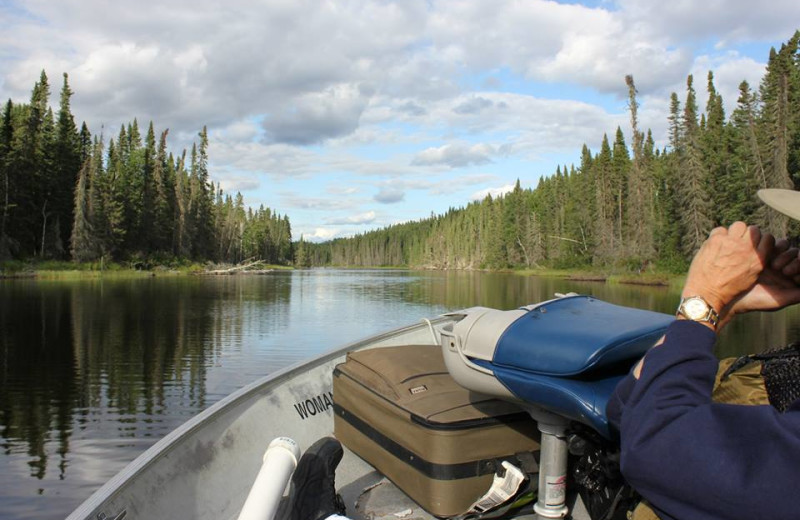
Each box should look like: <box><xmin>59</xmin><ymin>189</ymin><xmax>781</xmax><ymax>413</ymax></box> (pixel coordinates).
<box><xmin>456</xmin><ymin>296</ymin><xmax>674</xmax><ymax>437</ymax></box>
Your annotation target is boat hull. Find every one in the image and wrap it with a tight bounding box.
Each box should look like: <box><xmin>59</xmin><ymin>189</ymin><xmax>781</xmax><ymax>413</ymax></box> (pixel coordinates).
<box><xmin>67</xmin><ymin>318</ymin><xmax>453</xmax><ymax>520</ymax></box>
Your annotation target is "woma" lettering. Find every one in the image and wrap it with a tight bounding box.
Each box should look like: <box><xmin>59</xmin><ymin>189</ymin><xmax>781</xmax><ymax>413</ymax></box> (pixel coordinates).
<box><xmin>293</xmin><ymin>391</ymin><xmax>334</xmax><ymax>420</ymax></box>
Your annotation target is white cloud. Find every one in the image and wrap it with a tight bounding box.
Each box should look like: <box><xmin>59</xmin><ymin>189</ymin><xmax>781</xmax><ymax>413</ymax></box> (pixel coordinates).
<box><xmin>217</xmin><ymin>176</ymin><xmax>260</xmax><ymax>193</ymax></box>
<box><xmin>209</xmin><ymin>141</ymin><xmax>319</xmax><ymax>178</ymax></box>
<box><xmin>327</xmin><ymin>185</ymin><xmax>360</xmax><ymax>195</ymax></box>
<box><xmin>262</xmin><ymin>83</ymin><xmax>372</xmax><ymax>145</ymax></box>
<box><xmin>304</xmin><ymin>227</ymin><xmax>343</xmax><ymax>242</ymax></box>
<box><xmin>374</xmin><ymin>188</ymin><xmax>405</xmax><ymax>204</ymax></box>
<box><xmin>412</xmin><ymin>143</ymin><xmax>495</xmax><ymax>168</ymax></box>
<box><xmin>616</xmin><ymin>0</ymin><xmax>800</xmax><ymax>46</ymax></box>
<box><xmin>470</xmin><ymin>184</ymin><xmax>515</xmax><ymax>201</ymax></box>
<box><xmin>281</xmin><ymin>196</ymin><xmax>360</xmax><ymax>211</ymax></box>
<box><xmin>325</xmin><ymin>211</ymin><xmax>377</xmax><ymax>226</ymax></box>
<box><xmin>0</xmin><ymin>0</ymin><xmax>792</xmax><ymax>239</ymax></box>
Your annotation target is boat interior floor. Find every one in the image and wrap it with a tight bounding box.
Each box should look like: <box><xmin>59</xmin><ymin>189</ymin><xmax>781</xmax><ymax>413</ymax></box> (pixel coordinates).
<box><xmin>337</xmin><ymin>446</ymin><xmax>590</xmax><ymax>520</ymax></box>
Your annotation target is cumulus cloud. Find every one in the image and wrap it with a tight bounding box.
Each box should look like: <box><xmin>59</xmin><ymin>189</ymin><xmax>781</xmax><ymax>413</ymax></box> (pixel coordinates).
<box><xmin>3</xmin><ymin>0</ymin><xmax>785</xmax><ymax>153</ymax></box>
<box><xmin>217</xmin><ymin>175</ymin><xmax>260</xmax><ymax>193</ymax></box>
<box><xmin>396</xmin><ymin>100</ymin><xmax>427</xmax><ymax>117</ymax></box>
<box><xmin>374</xmin><ymin>188</ymin><xmax>405</xmax><ymax>204</ymax></box>
<box><xmin>453</xmin><ymin>96</ymin><xmax>495</xmax><ymax>115</ymax></box>
<box><xmin>470</xmin><ymin>184</ymin><xmax>515</xmax><ymax>201</ymax></box>
<box><xmin>281</xmin><ymin>196</ymin><xmax>359</xmax><ymax>211</ymax></box>
<box><xmin>325</xmin><ymin>211</ymin><xmax>377</xmax><ymax>225</ymax></box>
<box><xmin>262</xmin><ymin>84</ymin><xmax>372</xmax><ymax>145</ymax></box>
<box><xmin>327</xmin><ymin>185</ymin><xmax>360</xmax><ymax>195</ymax></box>
<box><xmin>304</xmin><ymin>227</ymin><xmax>344</xmax><ymax>242</ymax></box>
<box><xmin>428</xmin><ymin>174</ymin><xmax>497</xmax><ymax>195</ymax></box>
<box><xmin>0</xmin><ymin>0</ymin><xmax>792</xmax><ymax>239</ymax></box>
<box><xmin>210</xmin><ymin>140</ymin><xmax>320</xmax><ymax>177</ymax></box>
<box><xmin>412</xmin><ymin>143</ymin><xmax>495</xmax><ymax>168</ymax></box>
<box><xmin>616</xmin><ymin>0</ymin><xmax>800</xmax><ymax>46</ymax></box>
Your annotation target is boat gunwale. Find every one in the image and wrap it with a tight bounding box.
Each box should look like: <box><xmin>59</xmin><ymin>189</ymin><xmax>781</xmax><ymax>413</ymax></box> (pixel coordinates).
<box><xmin>66</xmin><ymin>315</ymin><xmax>454</xmax><ymax>520</ymax></box>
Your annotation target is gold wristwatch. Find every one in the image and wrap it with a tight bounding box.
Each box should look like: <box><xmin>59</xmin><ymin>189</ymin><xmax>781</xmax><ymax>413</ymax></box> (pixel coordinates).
<box><xmin>677</xmin><ymin>296</ymin><xmax>719</xmax><ymax>329</ymax></box>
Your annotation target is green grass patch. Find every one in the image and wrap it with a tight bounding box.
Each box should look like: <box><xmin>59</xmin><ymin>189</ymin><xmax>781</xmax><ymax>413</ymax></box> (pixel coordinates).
<box><xmin>32</xmin><ymin>269</ymin><xmax>156</xmax><ymax>280</ymax></box>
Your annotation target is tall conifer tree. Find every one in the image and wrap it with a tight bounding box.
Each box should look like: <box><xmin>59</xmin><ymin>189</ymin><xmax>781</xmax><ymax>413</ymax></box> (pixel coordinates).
<box><xmin>678</xmin><ymin>75</ymin><xmax>714</xmax><ymax>256</ymax></box>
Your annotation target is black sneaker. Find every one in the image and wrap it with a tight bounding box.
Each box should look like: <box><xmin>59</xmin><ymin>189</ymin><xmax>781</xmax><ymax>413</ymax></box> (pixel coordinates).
<box><xmin>278</xmin><ymin>437</ymin><xmax>347</xmax><ymax>520</ymax></box>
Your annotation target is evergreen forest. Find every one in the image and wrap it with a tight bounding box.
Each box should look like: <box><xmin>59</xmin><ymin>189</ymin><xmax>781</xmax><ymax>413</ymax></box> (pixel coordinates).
<box><xmin>0</xmin><ymin>72</ymin><xmax>293</xmax><ymax>267</ymax></box>
<box><xmin>308</xmin><ymin>32</ymin><xmax>800</xmax><ymax>273</ymax></box>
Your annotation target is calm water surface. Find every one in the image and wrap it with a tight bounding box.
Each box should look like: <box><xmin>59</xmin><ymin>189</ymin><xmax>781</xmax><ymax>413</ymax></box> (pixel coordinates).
<box><xmin>2</xmin><ymin>269</ymin><xmax>799</xmax><ymax>519</ymax></box>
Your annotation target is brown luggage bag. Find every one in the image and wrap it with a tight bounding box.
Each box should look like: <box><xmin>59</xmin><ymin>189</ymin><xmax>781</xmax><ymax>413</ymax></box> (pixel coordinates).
<box><xmin>333</xmin><ymin>344</ymin><xmax>540</xmax><ymax>517</ymax></box>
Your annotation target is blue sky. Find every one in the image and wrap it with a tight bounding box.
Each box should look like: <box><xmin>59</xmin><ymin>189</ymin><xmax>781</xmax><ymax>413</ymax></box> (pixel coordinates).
<box><xmin>1</xmin><ymin>0</ymin><xmax>798</xmax><ymax>242</ymax></box>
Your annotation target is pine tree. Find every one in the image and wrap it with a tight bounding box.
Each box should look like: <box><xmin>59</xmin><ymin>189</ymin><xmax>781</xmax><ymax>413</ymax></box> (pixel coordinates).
<box><xmin>294</xmin><ymin>234</ymin><xmax>311</xmax><ymax>268</ymax></box>
<box><xmin>189</xmin><ymin>127</ymin><xmax>214</xmax><ymax>259</ymax></box>
<box><xmin>758</xmin><ymin>34</ymin><xmax>799</xmax><ymax>235</ymax></box>
<box><xmin>593</xmin><ymin>134</ymin><xmax>615</xmax><ymax>264</ymax></box>
<box><xmin>53</xmin><ymin>73</ymin><xmax>81</xmax><ymax>257</ymax></box>
<box><xmin>0</xmin><ymin>100</ymin><xmax>12</xmax><ymax>258</ymax></box>
<box><xmin>702</xmin><ymin>72</ymin><xmax>729</xmax><ymax>226</ymax></box>
<box><xmin>93</xmin><ymin>138</ymin><xmax>125</xmax><ymax>258</ymax></box>
<box><xmin>174</xmin><ymin>150</ymin><xmax>192</xmax><ymax>257</ymax></box>
<box><xmin>151</xmin><ymin>129</ymin><xmax>174</xmax><ymax>253</ymax></box>
<box><xmin>70</xmin><ymin>155</ymin><xmax>96</xmax><ymax>261</ymax></box>
<box><xmin>678</xmin><ymin>75</ymin><xmax>714</xmax><ymax>257</ymax></box>
<box><xmin>726</xmin><ymin>81</ymin><xmax>764</xmax><ymax>224</ymax></box>
<box><xmin>9</xmin><ymin>71</ymin><xmax>52</xmax><ymax>256</ymax></box>
<box><xmin>139</xmin><ymin>122</ymin><xmax>157</xmax><ymax>254</ymax></box>
<box><xmin>624</xmin><ymin>75</ymin><xmax>654</xmax><ymax>262</ymax></box>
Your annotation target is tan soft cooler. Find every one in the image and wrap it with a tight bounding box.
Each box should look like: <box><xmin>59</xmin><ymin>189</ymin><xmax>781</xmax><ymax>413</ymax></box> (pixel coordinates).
<box><xmin>333</xmin><ymin>344</ymin><xmax>540</xmax><ymax>518</ymax></box>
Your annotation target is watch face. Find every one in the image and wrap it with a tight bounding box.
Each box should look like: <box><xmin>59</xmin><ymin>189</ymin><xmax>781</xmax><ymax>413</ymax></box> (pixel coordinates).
<box><xmin>683</xmin><ymin>298</ymin><xmax>709</xmax><ymax>320</ymax></box>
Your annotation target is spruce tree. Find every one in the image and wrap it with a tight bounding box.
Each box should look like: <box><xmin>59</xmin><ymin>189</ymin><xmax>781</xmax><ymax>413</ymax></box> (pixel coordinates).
<box><xmin>189</xmin><ymin>127</ymin><xmax>214</xmax><ymax>259</ymax></box>
<box><xmin>295</xmin><ymin>235</ymin><xmax>311</xmax><ymax>267</ymax></box>
<box><xmin>702</xmin><ymin>72</ymin><xmax>728</xmax><ymax>226</ymax></box>
<box><xmin>139</xmin><ymin>122</ymin><xmax>157</xmax><ymax>254</ymax></box>
<box><xmin>54</xmin><ymin>73</ymin><xmax>81</xmax><ymax>257</ymax></box>
<box><xmin>0</xmin><ymin>100</ymin><xmax>12</xmax><ymax>258</ymax></box>
<box><xmin>727</xmin><ymin>81</ymin><xmax>764</xmax><ymax>224</ymax></box>
<box><xmin>625</xmin><ymin>75</ymin><xmax>654</xmax><ymax>262</ymax></box>
<box><xmin>758</xmin><ymin>35</ymin><xmax>798</xmax><ymax>235</ymax></box>
<box><xmin>593</xmin><ymin>134</ymin><xmax>615</xmax><ymax>264</ymax></box>
<box><xmin>151</xmin><ymin>129</ymin><xmax>174</xmax><ymax>253</ymax></box>
<box><xmin>70</xmin><ymin>155</ymin><xmax>96</xmax><ymax>261</ymax></box>
<box><xmin>678</xmin><ymin>75</ymin><xmax>714</xmax><ymax>257</ymax></box>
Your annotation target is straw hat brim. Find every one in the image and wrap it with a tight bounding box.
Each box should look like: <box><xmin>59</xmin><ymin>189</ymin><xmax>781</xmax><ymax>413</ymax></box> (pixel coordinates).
<box><xmin>757</xmin><ymin>189</ymin><xmax>800</xmax><ymax>221</ymax></box>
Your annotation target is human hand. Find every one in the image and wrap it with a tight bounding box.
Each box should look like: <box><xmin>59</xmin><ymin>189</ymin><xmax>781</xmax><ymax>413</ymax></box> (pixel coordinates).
<box><xmin>682</xmin><ymin>222</ymin><xmax>773</xmax><ymax>315</ymax></box>
<box><xmin>770</xmin><ymin>239</ymin><xmax>800</xmax><ymax>285</ymax></box>
<box><xmin>722</xmin><ymin>240</ymin><xmax>800</xmax><ymax>323</ymax></box>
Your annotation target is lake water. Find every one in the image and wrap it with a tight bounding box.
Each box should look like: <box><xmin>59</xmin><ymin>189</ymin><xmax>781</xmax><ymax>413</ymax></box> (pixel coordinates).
<box><xmin>2</xmin><ymin>269</ymin><xmax>800</xmax><ymax>519</ymax></box>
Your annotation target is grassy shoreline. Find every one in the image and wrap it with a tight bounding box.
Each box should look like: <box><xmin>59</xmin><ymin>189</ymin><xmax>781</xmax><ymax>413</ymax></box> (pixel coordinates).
<box><xmin>0</xmin><ymin>260</ymin><xmax>294</xmax><ymax>280</ymax></box>
<box><xmin>1</xmin><ymin>260</ymin><xmax>684</xmax><ymax>287</ymax></box>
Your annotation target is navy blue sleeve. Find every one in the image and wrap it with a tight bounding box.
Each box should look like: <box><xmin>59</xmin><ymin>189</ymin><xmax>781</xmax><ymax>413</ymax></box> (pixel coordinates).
<box><xmin>608</xmin><ymin>320</ymin><xmax>800</xmax><ymax>520</ymax></box>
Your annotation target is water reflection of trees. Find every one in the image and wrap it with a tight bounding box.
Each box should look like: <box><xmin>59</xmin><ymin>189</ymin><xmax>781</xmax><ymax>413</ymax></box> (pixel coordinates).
<box><xmin>402</xmin><ymin>271</ymin><xmax>677</xmax><ymax>313</ymax></box>
<box><xmin>0</xmin><ymin>276</ymin><xmax>290</xmax><ymax>484</ymax></box>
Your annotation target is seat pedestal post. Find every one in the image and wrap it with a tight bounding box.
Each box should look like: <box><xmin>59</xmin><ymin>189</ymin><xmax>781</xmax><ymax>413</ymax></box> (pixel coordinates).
<box><xmin>525</xmin><ymin>407</ymin><xmax>569</xmax><ymax>520</ymax></box>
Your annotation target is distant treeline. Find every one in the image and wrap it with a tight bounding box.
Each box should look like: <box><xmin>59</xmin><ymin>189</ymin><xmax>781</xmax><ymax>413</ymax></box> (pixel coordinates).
<box><xmin>308</xmin><ymin>32</ymin><xmax>800</xmax><ymax>272</ymax></box>
<box><xmin>0</xmin><ymin>72</ymin><xmax>293</xmax><ymax>266</ymax></box>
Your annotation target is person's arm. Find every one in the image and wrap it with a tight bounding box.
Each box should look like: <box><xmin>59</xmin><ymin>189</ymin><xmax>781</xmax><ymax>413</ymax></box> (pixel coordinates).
<box><xmin>608</xmin><ymin>223</ymin><xmax>800</xmax><ymax>520</ymax></box>
<box><xmin>615</xmin><ymin>320</ymin><xmax>800</xmax><ymax>520</ymax></box>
